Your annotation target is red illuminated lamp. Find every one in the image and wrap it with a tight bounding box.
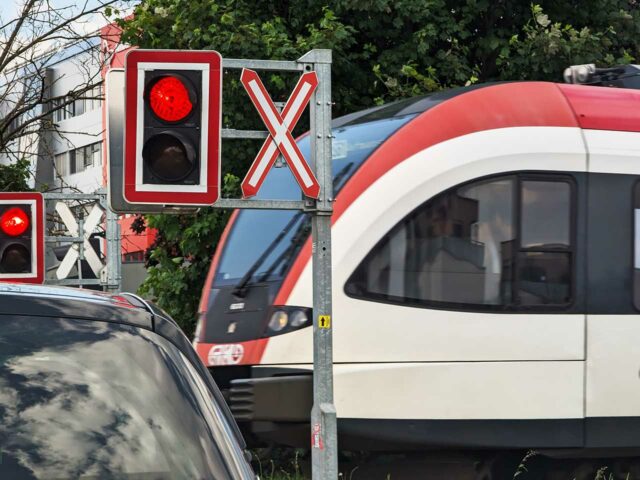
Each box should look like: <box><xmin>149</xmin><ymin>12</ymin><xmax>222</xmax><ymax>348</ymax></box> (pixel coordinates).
<box><xmin>148</xmin><ymin>76</ymin><xmax>193</xmax><ymax>122</ymax></box>
<box><xmin>1</xmin><ymin>207</ymin><xmax>29</xmax><ymax>237</ymax></box>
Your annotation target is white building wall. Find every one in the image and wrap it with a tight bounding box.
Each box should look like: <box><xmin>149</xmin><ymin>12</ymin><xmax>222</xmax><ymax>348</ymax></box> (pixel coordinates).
<box><xmin>48</xmin><ymin>49</ymin><xmax>104</xmax><ymax>194</ymax></box>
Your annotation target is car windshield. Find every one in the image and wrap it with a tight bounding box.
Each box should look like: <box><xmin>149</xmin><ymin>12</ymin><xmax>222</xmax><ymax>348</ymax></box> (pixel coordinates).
<box><xmin>214</xmin><ymin>114</ymin><xmax>416</xmax><ymax>286</ymax></box>
<box><xmin>0</xmin><ymin>316</ymin><xmax>241</xmax><ymax>480</ymax></box>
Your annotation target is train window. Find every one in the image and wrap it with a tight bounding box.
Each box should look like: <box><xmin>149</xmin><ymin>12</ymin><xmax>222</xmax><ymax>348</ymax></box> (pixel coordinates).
<box><xmin>633</xmin><ymin>183</ymin><xmax>640</xmax><ymax>310</ymax></box>
<box><xmin>345</xmin><ymin>176</ymin><xmax>517</xmax><ymax>306</ymax></box>
<box><xmin>521</xmin><ymin>181</ymin><xmax>570</xmax><ymax>248</ymax></box>
<box><xmin>346</xmin><ymin>174</ymin><xmax>574</xmax><ymax>311</ymax></box>
<box><xmin>517</xmin><ymin>180</ymin><xmax>573</xmax><ymax>306</ymax></box>
<box><xmin>516</xmin><ymin>252</ymin><xmax>571</xmax><ymax>305</ymax></box>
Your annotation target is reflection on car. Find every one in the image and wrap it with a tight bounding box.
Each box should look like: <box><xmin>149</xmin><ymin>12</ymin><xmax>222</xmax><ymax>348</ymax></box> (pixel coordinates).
<box><xmin>0</xmin><ymin>284</ymin><xmax>255</xmax><ymax>480</ymax></box>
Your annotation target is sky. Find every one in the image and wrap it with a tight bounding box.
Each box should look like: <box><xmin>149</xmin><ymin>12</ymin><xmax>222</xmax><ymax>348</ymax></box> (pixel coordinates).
<box><xmin>1</xmin><ymin>0</ymin><xmax>135</xmax><ymax>35</ymax></box>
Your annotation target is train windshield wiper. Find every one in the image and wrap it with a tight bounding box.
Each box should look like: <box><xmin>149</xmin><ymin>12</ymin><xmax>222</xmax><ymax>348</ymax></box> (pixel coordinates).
<box><xmin>230</xmin><ymin>161</ymin><xmax>355</xmax><ymax>298</ymax></box>
<box><xmin>231</xmin><ymin>211</ymin><xmax>304</xmax><ymax>298</ymax></box>
<box><xmin>255</xmin><ymin>217</ymin><xmax>311</xmax><ymax>284</ymax></box>
<box><xmin>254</xmin><ymin>162</ymin><xmax>356</xmax><ymax>281</ymax></box>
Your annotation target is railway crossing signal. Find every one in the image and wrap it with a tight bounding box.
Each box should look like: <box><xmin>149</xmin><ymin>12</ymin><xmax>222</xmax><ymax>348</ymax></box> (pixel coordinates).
<box><xmin>240</xmin><ymin>69</ymin><xmax>320</xmax><ymax>199</ymax></box>
<box><xmin>111</xmin><ymin>48</ymin><xmax>337</xmax><ymax>480</ymax></box>
<box><xmin>54</xmin><ymin>202</ymin><xmax>105</xmax><ymax>280</ymax></box>
<box><xmin>123</xmin><ymin>49</ymin><xmax>222</xmax><ymax>206</ymax></box>
<box><xmin>0</xmin><ymin>192</ymin><xmax>44</xmax><ymax>284</ymax></box>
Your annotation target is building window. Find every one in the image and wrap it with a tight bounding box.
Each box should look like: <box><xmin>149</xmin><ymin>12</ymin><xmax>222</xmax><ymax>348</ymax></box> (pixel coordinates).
<box><xmin>50</xmin><ymin>85</ymin><xmax>102</xmax><ymax>122</ymax></box>
<box><xmin>345</xmin><ymin>174</ymin><xmax>574</xmax><ymax>310</ymax></box>
<box><xmin>74</xmin><ymin>96</ymin><xmax>85</xmax><ymax>116</ymax></box>
<box><xmin>51</xmin><ymin>98</ymin><xmax>64</xmax><ymax>122</ymax></box>
<box><xmin>123</xmin><ymin>251</ymin><xmax>145</xmax><ymax>263</ymax></box>
<box><xmin>69</xmin><ymin>149</ymin><xmax>77</xmax><ymax>174</ymax></box>
<box><xmin>89</xmin><ymin>85</ymin><xmax>103</xmax><ymax>111</ymax></box>
<box><xmin>60</xmin><ymin>141</ymin><xmax>102</xmax><ymax>176</ymax></box>
<box><xmin>54</xmin><ymin>153</ymin><xmax>68</xmax><ymax>177</ymax></box>
<box><xmin>91</xmin><ymin>141</ymin><xmax>101</xmax><ymax>165</ymax></box>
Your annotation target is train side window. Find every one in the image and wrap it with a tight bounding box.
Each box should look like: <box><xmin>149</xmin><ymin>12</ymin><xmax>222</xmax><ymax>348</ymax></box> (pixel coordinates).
<box><xmin>345</xmin><ymin>176</ymin><xmax>517</xmax><ymax>307</ymax></box>
<box><xmin>516</xmin><ymin>180</ymin><xmax>573</xmax><ymax>306</ymax></box>
<box><xmin>633</xmin><ymin>183</ymin><xmax>640</xmax><ymax>310</ymax></box>
<box><xmin>345</xmin><ymin>174</ymin><xmax>575</xmax><ymax>311</ymax></box>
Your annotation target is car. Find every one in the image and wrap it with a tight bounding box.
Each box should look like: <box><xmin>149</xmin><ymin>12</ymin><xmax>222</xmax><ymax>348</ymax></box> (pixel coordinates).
<box><xmin>0</xmin><ymin>283</ymin><xmax>256</xmax><ymax>480</ymax></box>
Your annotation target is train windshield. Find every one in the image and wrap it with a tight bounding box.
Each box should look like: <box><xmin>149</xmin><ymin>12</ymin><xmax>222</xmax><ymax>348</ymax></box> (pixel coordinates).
<box><xmin>214</xmin><ymin>114</ymin><xmax>415</xmax><ymax>287</ymax></box>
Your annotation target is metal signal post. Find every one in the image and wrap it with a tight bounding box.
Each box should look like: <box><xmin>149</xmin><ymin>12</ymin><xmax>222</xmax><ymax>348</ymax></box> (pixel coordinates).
<box><xmin>304</xmin><ymin>49</ymin><xmax>338</xmax><ymax>480</ymax></box>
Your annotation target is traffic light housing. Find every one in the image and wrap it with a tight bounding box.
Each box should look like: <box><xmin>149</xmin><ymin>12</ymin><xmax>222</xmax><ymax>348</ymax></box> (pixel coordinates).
<box><xmin>0</xmin><ymin>192</ymin><xmax>44</xmax><ymax>284</ymax></box>
<box><xmin>123</xmin><ymin>50</ymin><xmax>222</xmax><ymax>206</ymax></box>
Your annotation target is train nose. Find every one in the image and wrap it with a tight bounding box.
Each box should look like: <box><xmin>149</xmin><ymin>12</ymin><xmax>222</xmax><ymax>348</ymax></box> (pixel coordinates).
<box><xmin>201</xmin><ymin>284</ymin><xmax>272</xmax><ymax>344</ymax></box>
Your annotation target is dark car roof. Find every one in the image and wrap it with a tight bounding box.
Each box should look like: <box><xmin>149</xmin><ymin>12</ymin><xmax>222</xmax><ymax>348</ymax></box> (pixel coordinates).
<box><xmin>0</xmin><ymin>282</ymin><xmax>247</xmax><ymax>449</ymax></box>
<box><xmin>0</xmin><ymin>283</ymin><xmax>154</xmax><ymax>328</ymax></box>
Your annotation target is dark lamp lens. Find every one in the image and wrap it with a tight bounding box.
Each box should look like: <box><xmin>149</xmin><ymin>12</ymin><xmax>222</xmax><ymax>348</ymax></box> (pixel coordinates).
<box><xmin>142</xmin><ymin>133</ymin><xmax>195</xmax><ymax>182</ymax></box>
<box><xmin>148</xmin><ymin>76</ymin><xmax>193</xmax><ymax>122</ymax></box>
<box><xmin>0</xmin><ymin>243</ymin><xmax>30</xmax><ymax>273</ymax></box>
<box><xmin>1</xmin><ymin>207</ymin><xmax>29</xmax><ymax>236</ymax></box>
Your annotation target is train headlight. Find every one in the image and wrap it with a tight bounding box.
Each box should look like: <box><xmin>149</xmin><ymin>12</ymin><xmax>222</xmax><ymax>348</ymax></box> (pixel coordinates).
<box><xmin>264</xmin><ymin>306</ymin><xmax>312</xmax><ymax>337</ymax></box>
<box><xmin>268</xmin><ymin>310</ymin><xmax>289</xmax><ymax>332</ymax></box>
<box><xmin>290</xmin><ymin>309</ymin><xmax>308</xmax><ymax>328</ymax></box>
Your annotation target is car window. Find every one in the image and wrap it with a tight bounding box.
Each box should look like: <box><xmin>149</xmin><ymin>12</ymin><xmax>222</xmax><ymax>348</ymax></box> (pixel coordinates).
<box><xmin>0</xmin><ymin>315</ymin><xmax>242</xmax><ymax>480</ymax></box>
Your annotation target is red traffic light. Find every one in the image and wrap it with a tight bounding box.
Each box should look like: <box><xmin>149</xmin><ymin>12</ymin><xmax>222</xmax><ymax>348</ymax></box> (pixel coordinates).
<box><xmin>123</xmin><ymin>50</ymin><xmax>222</xmax><ymax>206</ymax></box>
<box><xmin>0</xmin><ymin>192</ymin><xmax>44</xmax><ymax>284</ymax></box>
<box><xmin>148</xmin><ymin>76</ymin><xmax>193</xmax><ymax>122</ymax></box>
<box><xmin>1</xmin><ymin>207</ymin><xmax>29</xmax><ymax>237</ymax></box>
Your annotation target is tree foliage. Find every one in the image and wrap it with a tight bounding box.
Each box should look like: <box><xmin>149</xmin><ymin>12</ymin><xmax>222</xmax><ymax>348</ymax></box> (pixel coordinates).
<box><xmin>0</xmin><ymin>157</ymin><xmax>32</xmax><ymax>191</ymax></box>
<box><xmin>120</xmin><ymin>0</ymin><xmax>640</xmax><ymax>334</ymax></box>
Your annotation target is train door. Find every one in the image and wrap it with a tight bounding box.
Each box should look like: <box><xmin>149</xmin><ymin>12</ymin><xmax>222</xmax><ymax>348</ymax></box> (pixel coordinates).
<box><xmin>326</xmin><ymin>128</ymin><xmax>588</xmax><ymax>445</ymax></box>
<box><xmin>584</xmin><ymin>129</ymin><xmax>640</xmax><ymax>449</ymax></box>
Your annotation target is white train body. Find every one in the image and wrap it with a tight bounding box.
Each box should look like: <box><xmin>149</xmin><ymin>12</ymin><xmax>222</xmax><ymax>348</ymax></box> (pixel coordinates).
<box><xmin>194</xmin><ymin>81</ymin><xmax>640</xmax><ymax>451</ymax></box>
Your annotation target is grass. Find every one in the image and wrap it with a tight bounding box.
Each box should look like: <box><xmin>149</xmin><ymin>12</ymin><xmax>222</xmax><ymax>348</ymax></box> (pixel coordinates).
<box><xmin>255</xmin><ymin>449</ymin><xmax>307</xmax><ymax>480</ymax></box>
<box><xmin>255</xmin><ymin>448</ymin><xmax>636</xmax><ymax>479</ymax></box>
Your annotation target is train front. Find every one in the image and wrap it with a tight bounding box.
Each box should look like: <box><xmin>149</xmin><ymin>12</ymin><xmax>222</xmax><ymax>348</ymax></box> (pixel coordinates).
<box><xmin>192</xmin><ymin>106</ymin><xmax>416</xmax><ymax>447</ymax></box>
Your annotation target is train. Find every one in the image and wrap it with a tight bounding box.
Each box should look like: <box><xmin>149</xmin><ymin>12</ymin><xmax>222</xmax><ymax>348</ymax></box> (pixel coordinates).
<box><xmin>193</xmin><ymin>64</ymin><xmax>640</xmax><ymax>476</ymax></box>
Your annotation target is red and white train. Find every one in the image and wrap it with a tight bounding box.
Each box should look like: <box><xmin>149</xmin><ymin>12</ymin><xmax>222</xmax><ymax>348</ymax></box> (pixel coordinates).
<box><xmin>193</xmin><ymin>65</ymin><xmax>640</xmax><ymax>467</ymax></box>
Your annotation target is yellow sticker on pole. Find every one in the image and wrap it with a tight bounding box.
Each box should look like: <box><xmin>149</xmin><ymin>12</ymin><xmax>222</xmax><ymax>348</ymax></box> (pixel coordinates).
<box><xmin>318</xmin><ymin>315</ymin><xmax>331</xmax><ymax>329</ymax></box>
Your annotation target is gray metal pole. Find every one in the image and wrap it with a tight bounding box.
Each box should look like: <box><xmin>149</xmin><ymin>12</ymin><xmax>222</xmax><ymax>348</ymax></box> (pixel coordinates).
<box><xmin>104</xmin><ymin>198</ymin><xmax>122</xmax><ymax>293</ymax></box>
<box><xmin>302</xmin><ymin>49</ymin><xmax>338</xmax><ymax>480</ymax></box>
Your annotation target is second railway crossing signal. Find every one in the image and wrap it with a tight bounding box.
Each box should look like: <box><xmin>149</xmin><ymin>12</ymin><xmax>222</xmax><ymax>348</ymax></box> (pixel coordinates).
<box><xmin>0</xmin><ymin>192</ymin><xmax>44</xmax><ymax>284</ymax></box>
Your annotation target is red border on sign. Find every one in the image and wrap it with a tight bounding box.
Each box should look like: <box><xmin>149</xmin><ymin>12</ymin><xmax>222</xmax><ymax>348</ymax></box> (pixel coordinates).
<box><xmin>124</xmin><ymin>49</ymin><xmax>222</xmax><ymax>205</ymax></box>
<box><xmin>0</xmin><ymin>192</ymin><xmax>45</xmax><ymax>284</ymax></box>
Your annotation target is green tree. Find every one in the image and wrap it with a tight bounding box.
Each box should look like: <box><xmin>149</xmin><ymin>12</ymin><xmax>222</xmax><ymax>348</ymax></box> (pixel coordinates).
<box><xmin>119</xmin><ymin>0</ymin><xmax>640</xmax><ymax>335</ymax></box>
<box><xmin>0</xmin><ymin>158</ymin><xmax>32</xmax><ymax>192</ymax></box>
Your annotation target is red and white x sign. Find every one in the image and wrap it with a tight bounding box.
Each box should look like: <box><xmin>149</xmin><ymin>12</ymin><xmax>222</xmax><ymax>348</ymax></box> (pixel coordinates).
<box><xmin>240</xmin><ymin>69</ymin><xmax>320</xmax><ymax>199</ymax></box>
